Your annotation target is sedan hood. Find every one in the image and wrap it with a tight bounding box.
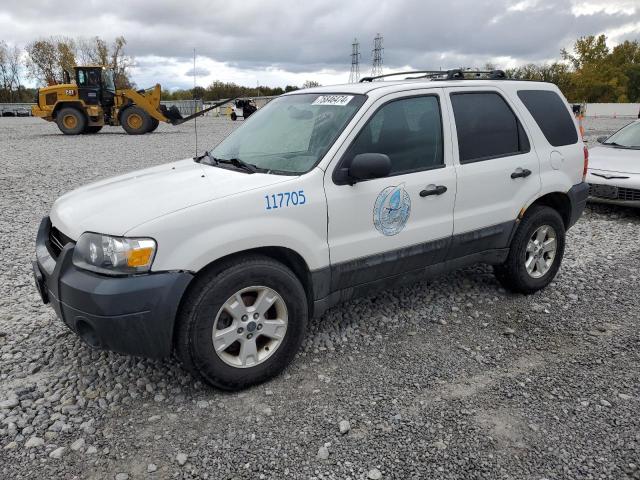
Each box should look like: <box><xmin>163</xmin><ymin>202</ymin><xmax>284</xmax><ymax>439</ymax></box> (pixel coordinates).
<box><xmin>589</xmin><ymin>145</ymin><xmax>640</xmax><ymax>174</ymax></box>
<box><xmin>51</xmin><ymin>159</ymin><xmax>292</xmax><ymax>239</ymax></box>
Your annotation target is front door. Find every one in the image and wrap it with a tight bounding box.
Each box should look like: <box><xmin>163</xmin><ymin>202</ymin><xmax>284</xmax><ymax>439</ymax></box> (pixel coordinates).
<box><xmin>324</xmin><ymin>89</ymin><xmax>456</xmax><ymax>292</ymax></box>
<box><xmin>75</xmin><ymin>67</ymin><xmax>101</xmax><ymax>106</ymax></box>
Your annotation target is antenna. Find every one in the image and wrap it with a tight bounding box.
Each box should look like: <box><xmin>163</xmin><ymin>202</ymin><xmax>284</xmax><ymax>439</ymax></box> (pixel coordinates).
<box><xmin>349</xmin><ymin>38</ymin><xmax>360</xmax><ymax>83</ymax></box>
<box><xmin>193</xmin><ymin>48</ymin><xmax>198</xmax><ymax>157</ymax></box>
<box><xmin>371</xmin><ymin>33</ymin><xmax>384</xmax><ymax>79</ymax></box>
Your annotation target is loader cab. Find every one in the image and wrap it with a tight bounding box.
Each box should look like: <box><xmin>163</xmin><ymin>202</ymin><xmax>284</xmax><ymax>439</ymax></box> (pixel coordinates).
<box><xmin>74</xmin><ymin>66</ymin><xmax>116</xmax><ymax>108</ymax></box>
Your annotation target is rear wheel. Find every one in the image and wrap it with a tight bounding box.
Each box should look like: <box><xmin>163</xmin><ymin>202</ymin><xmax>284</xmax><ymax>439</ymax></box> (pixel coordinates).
<box><xmin>494</xmin><ymin>206</ymin><xmax>565</xmax><ymax>294</ymax></box>
<box><xmin>56</xmin><ymin>107</ymin><xmax>87</xmax><ymax>135</ymax></box>
<box><xmin>121</xmin><ymin>106</ymin><xmax>151</xmax><ymax>135</ymax></box>
<box><xmin>83</xmin><ymin>125</ymin><xmax>103</xmax><ymax>134</ymax></box>
<box><xmin>175</xmin><ymin>255</ymin><xmax>308</xmax><ymax>390</ymax></box>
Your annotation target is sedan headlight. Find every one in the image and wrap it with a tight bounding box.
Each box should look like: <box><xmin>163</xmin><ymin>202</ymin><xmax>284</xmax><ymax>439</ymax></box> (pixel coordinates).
<box><xmin>72</xmin><ymin>232</ymin><xmax>157</xmax><ymax>275</ymax></box>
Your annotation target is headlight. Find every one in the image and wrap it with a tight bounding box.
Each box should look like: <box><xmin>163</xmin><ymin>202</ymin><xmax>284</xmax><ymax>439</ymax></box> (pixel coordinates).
<box><xmin>72</xmin><ymin>232</ymin><xmax>157</xmax><ymax>275</ymax></box>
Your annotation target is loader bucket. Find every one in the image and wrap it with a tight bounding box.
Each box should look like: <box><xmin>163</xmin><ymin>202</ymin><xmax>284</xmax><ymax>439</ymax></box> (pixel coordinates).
<box><xmin>160</xmin><ymin>104</ymin><xmax>183</xmax><ymax>122</ymax></box>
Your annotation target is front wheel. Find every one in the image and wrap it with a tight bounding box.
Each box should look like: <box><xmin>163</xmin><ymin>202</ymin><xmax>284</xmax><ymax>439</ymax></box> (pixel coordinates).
<box><xmin>147</xmin><ymin>118</ymin><xmax>160</xmax><ymax>133</ymax></box>
<box><xmin>121</xmin><ymin>106</ymin><xmax>152</xmax><ymax>135</ymax></box>
<box><xmin>494</xmin><ymin>206</ymin><xmax>566</xmax><ymax>294</ymax></box>
<box><xmin>175</xmin><ymin>255</ymin><xmax>308</xmax><ymax>390</ymax></box>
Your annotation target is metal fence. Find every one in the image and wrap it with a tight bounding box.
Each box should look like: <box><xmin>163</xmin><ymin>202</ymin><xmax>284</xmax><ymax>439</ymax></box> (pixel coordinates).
<box><xmin>160</xmin><ymin>99</ymin><xmax>203</xmax><ymax>117</ymax></box>
<box><xmin>0</xmin><ymin>103</ymin><xmax>34</xmax><ymax>116</ymax></box>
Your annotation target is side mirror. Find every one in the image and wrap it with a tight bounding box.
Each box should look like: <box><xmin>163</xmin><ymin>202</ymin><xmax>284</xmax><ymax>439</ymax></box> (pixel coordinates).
<box><xmin>596</xmin><ymin>136</ymin><xmax>608</xmax><ymax>144</ymax></box>
<box><xmin>348</xmin><ymin>153</ymin><xmax>392</xmax><ymax>184</ymax></box>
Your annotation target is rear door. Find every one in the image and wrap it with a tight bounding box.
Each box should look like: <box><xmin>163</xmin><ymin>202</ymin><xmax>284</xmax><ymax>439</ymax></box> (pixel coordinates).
<box><xmin>444</xmin><ymin>87</ymin><xmax>541</xmax><ymax>257</ymax></box>
<box><xmin>324</xmin><ymin>89</ymin><xmax>456</xmax><ymax>291</ymax></box>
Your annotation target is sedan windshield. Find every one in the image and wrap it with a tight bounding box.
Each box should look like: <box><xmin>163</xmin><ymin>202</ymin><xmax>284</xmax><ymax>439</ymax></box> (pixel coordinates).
<box><xmin>604</xmin><ymin>121</ymin><xmax>640</xmax><ymax>148</ymax></box>
<box><xmin>209</xmin><ymin>93</ymin><xmax>366</xmax><ymax>174</ymax></box>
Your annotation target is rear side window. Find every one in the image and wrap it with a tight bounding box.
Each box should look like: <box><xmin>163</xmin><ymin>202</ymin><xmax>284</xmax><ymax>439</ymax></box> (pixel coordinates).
<box><xmin>517</xmin><ymin>90</ymin><xmax>578</xmax><ymax>147</ymax></box>
<box><xmin>450</xmin><ymin>92</ymin><xmax>530</xmax><ymax>164</ymax></box>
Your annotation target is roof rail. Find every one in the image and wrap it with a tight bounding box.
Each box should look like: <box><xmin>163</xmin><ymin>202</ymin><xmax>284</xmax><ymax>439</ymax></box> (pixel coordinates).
<box><xmin>360</xmin><ymin>70</ymin><xmax>444</xmax><ymax>82</ymax></box>
<box><xmin>360</xmin><ymin>69</ymin><xmax>508</xmax><ymax>83</ymax></box>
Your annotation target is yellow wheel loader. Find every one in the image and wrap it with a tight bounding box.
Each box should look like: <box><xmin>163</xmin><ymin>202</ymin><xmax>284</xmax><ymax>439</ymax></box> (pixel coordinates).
<box><xmin>32</xmin><ymin>66</ymin><xmax>232</xmax><ymax>135</ymax></box>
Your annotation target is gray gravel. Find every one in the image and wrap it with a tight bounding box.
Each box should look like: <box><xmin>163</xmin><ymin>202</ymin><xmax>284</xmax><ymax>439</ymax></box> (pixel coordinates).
<box><xmin>1</xmin><ymin>116</ymin><xmax>639</xmax><ymax>479</ymax></box>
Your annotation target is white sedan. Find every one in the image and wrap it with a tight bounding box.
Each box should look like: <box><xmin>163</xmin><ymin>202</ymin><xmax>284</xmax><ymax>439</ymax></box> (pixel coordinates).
<box><xmin>587</xmin><ymin>120</ymin><xmax>640</xmax><ymax>207</ymax></box>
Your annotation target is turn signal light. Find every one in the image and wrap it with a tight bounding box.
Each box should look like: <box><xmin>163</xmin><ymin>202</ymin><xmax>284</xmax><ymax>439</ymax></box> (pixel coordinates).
<box><xmin>127</xmin><ymin>247</ymin><xmax>155</xmax><ymax>267</ymax></box>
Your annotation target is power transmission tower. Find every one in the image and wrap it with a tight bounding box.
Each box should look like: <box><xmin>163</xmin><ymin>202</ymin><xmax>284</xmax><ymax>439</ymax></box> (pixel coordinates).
<box><xmin>349</xmin><ymin>38</ymin><xmax>361</xmax><ymax>83</ymax></box>
<box><xmin>371</xmin><ymin>33</ymin><xmax>384</xmax><ymax>79</ymax></box>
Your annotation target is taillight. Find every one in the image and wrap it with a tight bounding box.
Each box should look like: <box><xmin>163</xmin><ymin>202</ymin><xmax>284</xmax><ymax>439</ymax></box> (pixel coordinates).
<box><xmin>583</xmin><ymin>145</ymin><xmax>589</xmax><ymax>181</ymax></box>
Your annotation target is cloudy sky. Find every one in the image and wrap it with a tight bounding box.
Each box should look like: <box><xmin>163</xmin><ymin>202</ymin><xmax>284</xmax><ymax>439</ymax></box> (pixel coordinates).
<box><xmin>1</xmin><ymin>0</ymin><xmax>639</xmax><ymax>89</ymax></box>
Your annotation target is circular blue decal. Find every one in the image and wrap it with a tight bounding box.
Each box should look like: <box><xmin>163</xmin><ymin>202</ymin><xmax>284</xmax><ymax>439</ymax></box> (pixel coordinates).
<box><xmin>373</xmin><ymin>184</ymin><xmax>411</xmax><ymax>236</ymax></box>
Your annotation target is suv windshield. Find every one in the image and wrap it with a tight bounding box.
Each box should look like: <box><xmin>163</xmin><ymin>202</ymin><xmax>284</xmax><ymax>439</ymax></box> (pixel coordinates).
<box><xmin>209</xmin><ymin>93</ymin><xmax>366</xmax><ymax>174</ymax></box>
<box><xmin>604</xmin><ymin>121</ymin><xmax>640</xmax><ymax>149</ymax></box>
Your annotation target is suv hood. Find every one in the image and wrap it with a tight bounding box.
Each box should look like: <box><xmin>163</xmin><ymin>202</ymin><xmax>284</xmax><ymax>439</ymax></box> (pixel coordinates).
<box><xmin>51</xmin><ymin>159</ymin><xmax>292</xmax><ymax>239</ymax></box>
<box><xmin>589</xmin><ymin>145</ymin><xmax>640</xmax><ymax>174</ymax></box>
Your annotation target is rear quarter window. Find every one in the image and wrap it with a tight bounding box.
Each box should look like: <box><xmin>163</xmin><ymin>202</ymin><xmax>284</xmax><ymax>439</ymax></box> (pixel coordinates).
<box><xmin>517</xmin><ymin>90</ymin><xmax>578</xmax><ymax>147</ymax></box>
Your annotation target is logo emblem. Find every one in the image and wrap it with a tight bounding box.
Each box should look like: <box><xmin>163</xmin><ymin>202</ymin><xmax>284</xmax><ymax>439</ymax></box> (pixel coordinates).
<box><xmin>591</xmin><ymin>172</ymin><xmax>629</xmax><ymax>180</ymax></box>
<box><xmin>373</xmin><ymin>184</ymin><xmax>411</xmax><ymax>236</ymax></box>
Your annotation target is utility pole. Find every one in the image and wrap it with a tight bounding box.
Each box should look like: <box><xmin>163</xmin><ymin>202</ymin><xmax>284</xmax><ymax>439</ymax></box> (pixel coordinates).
<box><xmin>349</xmin><ymin>38</ymin><xmax>360</xmax><ymax>83</ymax></box>
<box><xmin>371</xmin><ymin>33</ymin><xmax>384</xmax><ymax>79</ymax></box>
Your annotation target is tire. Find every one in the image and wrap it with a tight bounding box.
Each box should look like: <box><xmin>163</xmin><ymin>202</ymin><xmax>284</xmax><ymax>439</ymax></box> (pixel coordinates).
<box><xmin>175</xmin><ymin>255</ymin><xmax>308</xmax><ymax>390</ymax></box>
<box><xmin>56</xmin><ymin>107</ymin><xmax>87</xmax><ymax>135</ymax></box>
<box><xmin>121</xmin><ymin>106</ymin><xmax>152</xmax><ymax>135</ymax></box>
<box><xmin>494</xmin><ymin>206</ymin><xmax>566</xmax><ymax>294</ymax></box>
<box><xmin>83</xmin><ymin>125</ymin><xmax>103</xmax><ymax>134</ymax></box>
<box><xmin>230</xmin><ymin>112</ymin><xmax>237</xmax><ymax>121</ymax></box>
<box><xmin>147</xmin><ymin>118</ymin><xmax>160</xmax><ymax>133</ymax></box>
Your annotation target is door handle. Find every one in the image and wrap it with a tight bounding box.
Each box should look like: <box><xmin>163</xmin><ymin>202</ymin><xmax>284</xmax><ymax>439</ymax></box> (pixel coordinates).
<box><xmin>419</xmin><ymin>185</ymin><xmax>447</xmax><ymax>197</ymax></box>
<box><xmin>511</xmin><ymin>168</ymin><xmax>532</xmax><ymax>179</ymax></box>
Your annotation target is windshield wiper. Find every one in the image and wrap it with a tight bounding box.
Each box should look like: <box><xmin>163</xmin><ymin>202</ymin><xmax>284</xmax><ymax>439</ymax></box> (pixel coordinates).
<box><xmin>199</xmin><ymin>151</ymin><xmax>266</xmax><ymax>174</ymax></box>
<box><xmin>604</xmin><ymin>141</ymin><xmax>638</xmax><ymax>149</ymax></box>
<box><xmin>216</xmin><ymin>157</ymin><xmax>260</xmax><ymax>173</ymax></box>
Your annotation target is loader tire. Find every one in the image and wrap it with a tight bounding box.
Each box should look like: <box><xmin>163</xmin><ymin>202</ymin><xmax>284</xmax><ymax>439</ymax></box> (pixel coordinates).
<box><xmin>56</xmin><ymin>108</ymin><xmax>87</xmax><ymax>135</ymax></box>
<box><xmin>83</xmin><ymin>125</ymin><xmax>103</xmax><ymax>134</ymax></box>
<box><xmin>121</xmin><ymin>106</ymin><xmax>152</xmax><ymax>135</ymax></box>
<box><xmin>147</xmin><ymin>118</ymin><xmax>160</xmax><ymax>133</ymax></box>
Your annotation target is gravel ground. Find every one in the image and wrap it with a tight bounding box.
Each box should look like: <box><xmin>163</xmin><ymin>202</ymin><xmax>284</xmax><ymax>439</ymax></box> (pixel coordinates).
<box><xmin>1</xmin><ymin>116</ymin><xmax>639</xmax><ymax>480</ymax></box>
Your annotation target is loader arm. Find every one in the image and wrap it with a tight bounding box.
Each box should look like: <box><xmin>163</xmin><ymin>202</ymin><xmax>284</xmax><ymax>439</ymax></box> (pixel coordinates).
<box><xmin>120</xmin><ymin>84</ymin><xmax>169</xmax><ymax>123</ymax></box>
<box><xmin>170</xmin><ymin>97</ymin><xmax>237</xmax><ymax>125</ymax></box>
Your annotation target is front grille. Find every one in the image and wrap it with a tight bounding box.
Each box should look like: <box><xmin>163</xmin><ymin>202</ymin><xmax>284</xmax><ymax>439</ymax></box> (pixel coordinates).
<box><xmin>47</xmin><ymin>227</ymin><xmax>74</xmax><ymax>258</ymax></box>
<box><xmin>45</xmin><ymin>92</ymin><xmax>57</xmax><ymax>105</ymax></box>
<box><xmin>618</xmin><ymin>187</ymin><xmax>640</xmax><ymax>201</ymax></box>
<box><xmin>589</xmin><ymin>184</ymin><xmax>640</xmax><ymax>202</ymax></box>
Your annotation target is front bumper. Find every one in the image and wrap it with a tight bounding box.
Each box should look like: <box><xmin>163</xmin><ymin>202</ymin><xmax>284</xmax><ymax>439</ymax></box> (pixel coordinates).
<box><xmin>34</xmin><ymin>217</ymin><xmax>193</xmax><ymax>358</ymax></box>
<box><xmin>586</xmin><ymin>171</ymin><xmax>640</xmax><ymax>208</ymax></box>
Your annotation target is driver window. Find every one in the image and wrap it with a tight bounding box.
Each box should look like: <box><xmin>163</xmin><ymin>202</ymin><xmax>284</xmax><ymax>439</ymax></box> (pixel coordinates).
<box><xmin>77</xmin><ymin>70</ymin><xmax>86</xmax><ymax>86</ymax></box>
<box><xmin>345</xmin><ymin>95</ymin><xmax>444</xmax><ymax>175</ymax></box>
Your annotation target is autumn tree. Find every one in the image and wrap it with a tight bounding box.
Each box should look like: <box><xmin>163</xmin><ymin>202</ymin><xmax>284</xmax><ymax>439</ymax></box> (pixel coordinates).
<box><xmin>25</xmin><ymin>35</ymin><xmax>133</xmax><ymax>88</ymax></box>
<box><xmin>0</xmin><ymin>41</ymin><xmax>23</xmax><ymax>101</ymax></box>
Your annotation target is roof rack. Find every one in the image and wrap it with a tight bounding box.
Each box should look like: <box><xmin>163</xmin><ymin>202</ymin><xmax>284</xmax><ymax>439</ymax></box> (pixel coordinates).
<box><xmin>360</xmin><ymin>69</ymin><xmax>507</xmax><ymax>83</ymax></box>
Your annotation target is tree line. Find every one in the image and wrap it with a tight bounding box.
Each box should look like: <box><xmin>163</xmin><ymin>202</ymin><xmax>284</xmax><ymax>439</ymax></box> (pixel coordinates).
<box><xmin>505</xmin><ymin>35</ymin><xmax>640</xmax><ymax>103</ymax></box>
<box><xmin>161</xmin><ymin>80</ymin><xmax>321</xmax><ymax>101</ymax></box>
<box><xmin>1</xmin><ymin>34</ymin><xmax>638</xmax><ymax>104</ymax></box>
<box><xmin>0</xmin><ymin>35</ymin><xmax>133</xmax><ymax>102</ymax></box>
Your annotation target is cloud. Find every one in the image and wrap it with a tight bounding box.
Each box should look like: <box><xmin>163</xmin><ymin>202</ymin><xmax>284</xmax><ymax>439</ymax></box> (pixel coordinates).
<box><xmin>184</xmin><ymin>66</ymin><xmax>211</xmax><ymax>77</ymax></box>
<box><xmin>1</xmin><ymin>0</ymin><xmax>638</xmax><ymax>88</ymax></box>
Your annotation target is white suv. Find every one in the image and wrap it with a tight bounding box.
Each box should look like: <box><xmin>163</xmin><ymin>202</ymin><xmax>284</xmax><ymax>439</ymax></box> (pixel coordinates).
<box><xmin>33</xmin><ymin>70</ymin><xmax>589</xmax><ymax>390</ymax></box>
